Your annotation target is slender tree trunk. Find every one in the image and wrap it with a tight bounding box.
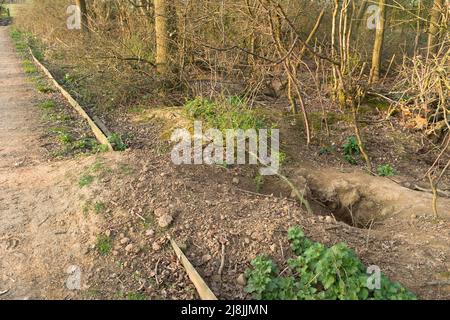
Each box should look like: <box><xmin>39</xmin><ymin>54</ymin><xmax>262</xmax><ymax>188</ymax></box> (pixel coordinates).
<box><xmin>414</xmin><ymin>0</ymin><xmax>423</xmax><ymax>56</ymax></box>
<box><xmin>354</xmin><ymin>0</ymin><xmax>368</xmax><ymax>33</ymax></box>
<box><xmin>369</xmin><ymin>0</ymin><xmax>387</xmax><ymax>84</ymax></box>
<box><xmin>75</xmin><ymin>0</ymin><xmax>89</xmax><ymax>32</ymax></box>
<box><xmin>154</xmin><ymin>0</ymin><xmax>169</xmax><ymax>74</ymax></box>
<box><xmin>427</xmin><ymin>0</ymin><xmax>443</xmax><ymax>56</ymax></box>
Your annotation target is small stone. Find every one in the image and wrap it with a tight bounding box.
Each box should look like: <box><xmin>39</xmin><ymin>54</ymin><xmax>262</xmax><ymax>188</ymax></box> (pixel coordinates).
<box><xmin>237</xmin><ymin>274</ymin><xmax>247</xmax><ymax>286</ymax></box>
<box><xmin>125</xmin><ymin>244</ymin><xmax>134</xmax><ymax>252</ymax></box>
<box><xmin>325</xmin><ymin>216</ymin><xmax>334</xmax><ymax>223</ymax></box>
<box><xmin>158</xmin><ymin>214</ymin><xmax>173</xmax><ymax>228</ymax></box>
<box><xmin>104</xmin><ymin>230</ymin><xmax>111</xmax><ymax>237</ymax></box>
<box><xmin>251</xmin><ymin>231</ymin><xmax>260</xmax><ymax>240</ymax></box>
<box><xmin>232</xmin><ymin>177</ymin><xmax>240</xmax><ymax>185</ymax></box>
<box><xmin>152</xmin><ymin>243</ymin><xmax>161</xmax><ymax>251</ymax></box>
<box><xmin>120</xmin><ymin>237</ymin><xmax>130</xmax><ymax>245</ymax></box>
<box><xmin>154</xmin><ymin>208</ymin><xmax>169</xmax><ymax>217</ymax></box>
<box><xmin>270</xmin><ymin>244</ymin><xmax>277</xmax><ymax>252</ymax></box>
<box><xmin>201</xmin><ymin>254</ymin><xmax>212</xmax><ymax>264</ymax></box>
<box><xmin>145</xmin><ymin>229</ymin><xmax>155</xmax><ymax>237</ymax></box>
<box><xmin>244</xmin><ymin>238</ymin><xmax>250</xmax><ymax>245</ymax></box>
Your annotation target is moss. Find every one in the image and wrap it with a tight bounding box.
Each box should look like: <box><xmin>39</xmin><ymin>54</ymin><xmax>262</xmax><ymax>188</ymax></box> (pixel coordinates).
<box><xmin>364</xmin><ymin>96</ymin><xmax>391</xmax><ymax>111</ymax></box>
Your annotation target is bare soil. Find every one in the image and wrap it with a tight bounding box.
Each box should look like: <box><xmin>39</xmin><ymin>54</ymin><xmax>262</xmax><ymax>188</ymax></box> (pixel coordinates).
<box><xmin>0</xmin><ymin>26</ymin><xmax>100</xmax><ymax>299</ymax></box>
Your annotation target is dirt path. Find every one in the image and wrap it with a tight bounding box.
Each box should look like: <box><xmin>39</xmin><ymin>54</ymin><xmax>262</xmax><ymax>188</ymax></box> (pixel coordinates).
<box><xmin>0</xmin><ymin>26</ymin><xmax>98</xmax><ymax>300</ymax></box>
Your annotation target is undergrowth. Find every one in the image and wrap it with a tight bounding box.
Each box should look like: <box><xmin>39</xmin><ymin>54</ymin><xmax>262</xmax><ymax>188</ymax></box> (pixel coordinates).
<box><xmin>184</xmin><ymin>96</ymin><xmax>266</xmax><ymax>132</ymax></box>
<box><xmin>343</xmin><ymin>136</ymin><xmax>360</xmax><ymax>165</ymax></box>
<box><xmin>245</xmin><ymin>226</ymin><xmax>416</xmax><ymax>300</ymax></box>
<box><xmin>96</xmin><ymin>234</ymin><xmax>112</xmax><ymax>255</ymax></box>
<box><xmin>377</xmin><ymin>164</ymin><xmax>396</xmax><ymax>177</ymax></box>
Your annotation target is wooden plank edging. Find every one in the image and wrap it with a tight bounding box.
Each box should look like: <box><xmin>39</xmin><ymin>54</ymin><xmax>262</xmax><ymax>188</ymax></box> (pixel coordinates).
<box><xmin>170</xmin><ymin>238</ymin><xmax>218</xmax><ymax>300</ymax></box>
<box><xmin>28</xmin><ymin>48</ymin><xmax>114</xmax><ymax>151</ymax></box>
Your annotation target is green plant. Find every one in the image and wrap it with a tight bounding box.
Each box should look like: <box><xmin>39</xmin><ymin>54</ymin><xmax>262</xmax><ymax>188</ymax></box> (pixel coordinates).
<box><xmin>94</xmin><ymin>201</ymin><xmax>106</xmax><ymax>215</ymax></box>
<box><xmin>245</xmin><ymin>226</ymin><xmax>416</xmax><ymax>300</ymax></box>
<box><xmin>228</xmin><ymin>95</ymin><xmax>244</xmax><ymax>107</ymax></box>
<box><xmin>96</xmin><ymin>234</ymin><xmax>112</xmax><ymax>255</ymax></box>
<box><xmin>95</xmin><ymin>144</ymin><xmax>111</xmax><ymax>153</ymax></box>
<box><xmin>184</xmin><ymin>97</ymin><xmax>266</xmax><ymax>132</ymax></box>
<box><xmin>22</xmin><ymin>59</ymin><xmax>37</xmax><ymax>74</ymax></box>
<box><xmin>63</xmin><ymin>73</ymin><xmax>74</xmax><ymax>84</ymax></box>
<box><xmin>108</xmin><ymin>133</ymin><xmax>128</xmax><ymax>151</ymax></box>
<box><xmin>72</xmin><ymin>138</ymin><xmax>108</xmax><ymax>153</ymax></box>
<box><xmin>58</xmin><ymin>133</ymin><xmax>74</xmax><ymax>145</ymax></box>
<box><xmin>377</xmin><ymin>164</ymin><xmax>396</xmax><ymax>177</ymax></box>
<box><xmin>36</xmin><ymin>82</ymin><xmax>54</xmax><ymax>93</ymax></box>
<box><xmin>254</xmin><ymin>173</ymin><xmax>265</xmax><ymax>193</ymax></box>
<box><xmin>343</xmin><ymin>136</ymin><xmax>360</xmax><ymax>165</ymax></box>
<box><xmin>273</xmin><ymin>151</ymin><xmax>287</xmax><ymax>166</ymax></box>
<box><xmin>126</xmin><ymin>292</ymin><xmax>147</xmax><ymax>301</ymax></box>
<box><xmin>38</xmin><ymin>100</ymin><xmax>56</xmax><ymax>110</ymax></box>
<box><xmin>79</xmin><ymin>174</ymin><xmax>94</xmax><ymax>188</ymax></box>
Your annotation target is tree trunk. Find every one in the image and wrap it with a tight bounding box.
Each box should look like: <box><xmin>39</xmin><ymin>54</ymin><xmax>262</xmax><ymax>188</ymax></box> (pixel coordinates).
<box><xmin>369</xmin><ymin>0</ymin><xmax>387</xmax><ymax>84</ymax></box>
<box><xmin>154</xmin><ymin>0</ymin><xmax>169</xmax><ymax>74</ymax></box>
<box><xmin>75</xmin><ymin>0</ymin><xmax>89</xmax><ymax>32</ymax></box>
<box><xmin>427</xmin><ymin>0</ymin><xmax>443</xmax><ymax>56</ymax></box>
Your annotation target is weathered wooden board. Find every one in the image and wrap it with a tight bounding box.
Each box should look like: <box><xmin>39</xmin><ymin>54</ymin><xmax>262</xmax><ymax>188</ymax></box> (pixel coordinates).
<box><xmin>170</xmin><ymin>238</ymin><xmax>218</xmax><ymax>300</ymax></box>
<box><xmin>29</xmin><ymin>48</ymin><xmax>114</xmax><ymax>151</ymax></box>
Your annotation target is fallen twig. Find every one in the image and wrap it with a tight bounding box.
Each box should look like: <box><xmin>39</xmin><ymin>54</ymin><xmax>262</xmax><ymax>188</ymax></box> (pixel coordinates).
<box><xmin>218</xmin><ymin>243</ymin><xmax>226</xmax><ymax>276</ymax></box>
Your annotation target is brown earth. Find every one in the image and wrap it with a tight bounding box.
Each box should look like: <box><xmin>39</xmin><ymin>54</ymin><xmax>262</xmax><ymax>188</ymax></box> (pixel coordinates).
<box><xmin>0</xmin><ymin>25</ymin><xmax>101</xmax><ymax>299</ymax></box>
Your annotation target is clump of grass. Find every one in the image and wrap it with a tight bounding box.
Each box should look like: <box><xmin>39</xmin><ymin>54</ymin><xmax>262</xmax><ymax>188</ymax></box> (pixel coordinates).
<box><xmin>79</xmin><ymin>174</ymin><xmax>94</xmax><ymax>188</ymax></box>
<box><xmin>38</xmin><ymin>100</ymin><xmax>56</xmax><ymax>110</ymax></box>
<box><xmin>254</xmin><ymin>173</ymin><xmax>265</xmax><ymax>193</ymax></box>
<box><xmin>343</xmin><ymin>136</ymin><xmax>360</xmax><ymax>165</ymax></box>
<box><xmin>377</xmin><ymin>164</ymin><xmax>396</xmax><ymax>177</ymax></box>
<box><xmin>10</xmin><ymin>28</ymin><xmax>28</xmax><ymax>53</ymax></box>
<box><xmin>22</xmin><ymin>59</ymin><xmax>37</xmax><ymax>74</ymax></box>
<box><xmin>108</xmin><ymin>133</ymin><xmax>128</xmax><ymax>151</ymax></box>
<box><xmin>36</xmin><ymin>82</ymin><xmax>54</xmax><ymax>93</ymax></box>
<box><xmin>73</xmin><ymin>138</ymin><xmax>109</xmax><ymax>153</ymax></box>
<box><xmin>94</xmin><ymin>201</ymin><xmax>106</xmax><ymax>215</ymax></box>
<box><xmin>96</xmin><ymin>234</ymin><xmax>112</xmax><ymax>255</ymax></box>
<box><xmin>10</xmin><ymin>29</ymin><xmax>22</xmax><ymax>42</ymax></box>
<box><xmin>90</xmin><ymin>161</ymin><xmax>106</xmax><ymax>172</ymax></box>
<box><xmin>184</xmin><ymin>96</ymin><xmax>266</xmax><ymax>132</ymax></box>
<box><xmin>58</xmin><ymin>133</ymin><xmax>74</xmax><ymax>144</ymax></box>
<box><xmin>126</xmin><ymin>292</ymin><xmax>147</xmax><ymax>301</ymax></box>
